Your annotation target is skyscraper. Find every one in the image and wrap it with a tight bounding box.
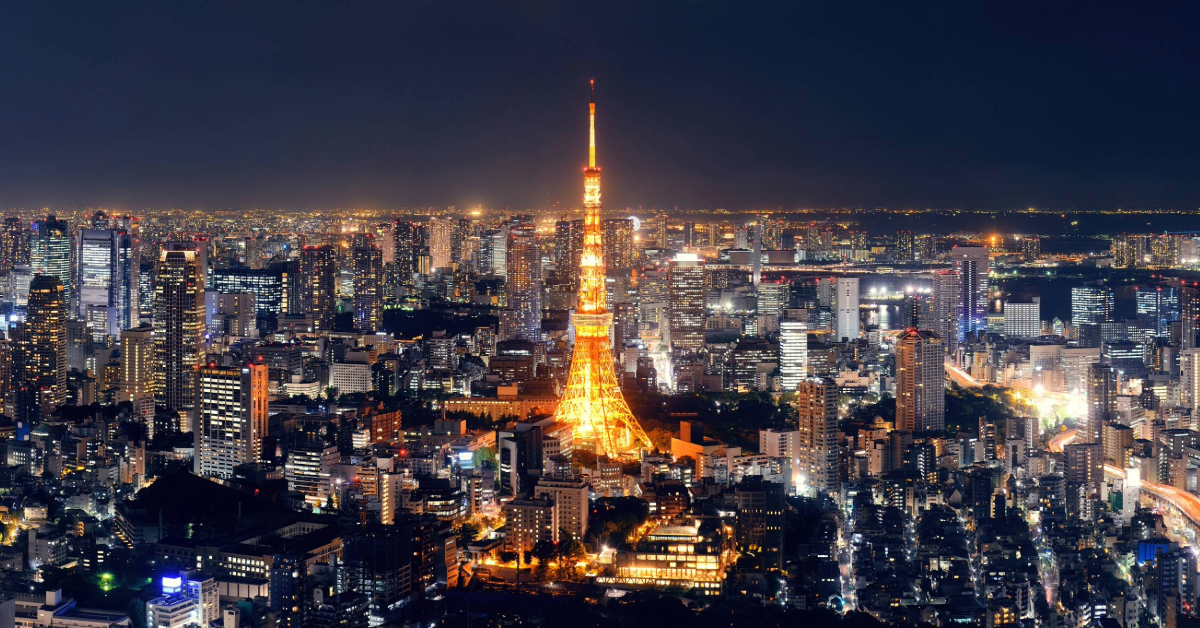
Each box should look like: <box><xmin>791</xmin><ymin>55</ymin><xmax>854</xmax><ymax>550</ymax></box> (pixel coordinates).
<box><xmin>195</xmin><ymin>362</ymin><xmax>268</xmax><ymax>478</ymax></box>
<box><xmin>154</xmin><ymin>249</ymin><xmax>206</xmax><ymax>416</ymax></box>
<box><xmin>12</xmin><ymin>275</ymin><xmax>67</xmax><ymax>421</ymax></box>
<box><xmin>1183</xmin><ymin>283</ymin><xmax>1200</xmax><ymax>351</ymax></box>
<box><xmin>299</xmin><ymin>245</ymin><xmax>338</xmax><ymax>331</ymax></box>
<box><xmin>78</xmin><ymin>228</ymin><xmax>138</xmax><ymax>339</ymax></box>
<box><xmin>1181</xmin><ymin>348</ymin><xmax>1200</xmax><ymax>412</ymax></box>
<box><xmin>554</xmin><ymin>219</ymin><xmax>583</xmax><ymax>291</ymax></box>
<box><xmin>895</xmin><ymin>328</ymin><xmax>945</xmax><ymax>432</ymax></box>
<box><xmin>602</xmin><ymin>218</ymin><xmax>635</xmax><ymax>272</ymax></box>
<box><xmin>834</xmin><ymin>277</ymin><xmax>860</xmax><ymax>342</ymax></box>
<box><xmin>795</xmin><ymin>377</ymin><xmax>838</xmax><ymax>494</ymax></box>
<box><xmin>30</xmin><ymin>215</ymin><xmax>72</xmax><ymax>310</ymax></box>
<box><xmin>1084</xmin><ymin>364</ymin><xmax>1116</xmax><ymax>448</ymax></box>
<box><xmin>950</xmin><ymin>246</ymin><xmax>988</xmax><ymax>341</ymax></box>
<box><xmin>929</xmin><ymin>270</ymin><xmax>960</xmax><ymax>361</ymax></box>
<box><xmin>428</xmin><ymin>217</ymin><xmax>455</xmax><ymax>272</ymax></box>
<box><xmin>551</xmin><ymin>81</ymin><xmax>651</xmax><ymax>458</ymax></box>
<box><xmin>505</xmin><ymin>228</ymin><xmax>542</xmax><ymax>342</ymax></box>
<box><xmin>0</xmin><ymin>216</ymin><xmax>29</xmax><ymax>274</ymax></box>
<box><xmin>778</xmin><ymin>320</ymin><xmax>808</xmax><ymax>391</ymax></box>
<box><xmin>1071</xmin><ymin>284</ymin><xmax>1114</xmax><ymax>328</ymax></box>
<box><xmin>352</xmin><ymin>234</ymin><xmax>383</xmax><ymax>333</ymax></box>
<box><xmin>668</xmin><ymin>253</ymin><xmax>705</xmax><ymax>355</ymax></box>
<box><xmin>120</xmin><ymin>324</ymin><xmax>156</xmax><ymax>432</ymax></box>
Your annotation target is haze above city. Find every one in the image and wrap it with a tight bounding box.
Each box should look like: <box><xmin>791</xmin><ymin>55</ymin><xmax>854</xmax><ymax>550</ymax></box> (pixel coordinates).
<box><xmin>4</xmin><ymin>2</ymin><xmax>1200</xmax><ymax>211</ymax></box>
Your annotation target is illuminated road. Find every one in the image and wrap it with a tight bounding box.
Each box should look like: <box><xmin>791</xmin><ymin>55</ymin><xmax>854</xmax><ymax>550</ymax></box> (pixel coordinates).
<box><xmin>1047</xmin><ymin>429</ymin><xmax>1077</xmax><ymax>453</ymax></box>
<box><xmin>945</xmin><ymin>361</ymin><xmax>982</xmax><ymax>388</ymax></box>
<box><xmin>1045</xmin><ymin>428</ymin><xmax>1200</xmax><ymax>529</ymax></box>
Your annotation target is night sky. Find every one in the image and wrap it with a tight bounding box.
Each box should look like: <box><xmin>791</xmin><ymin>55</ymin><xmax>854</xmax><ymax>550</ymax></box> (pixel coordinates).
<box><xmin>2</xmin><ymin>1</ymin><xmax>1199</xmax><ymax>212</ymax></box>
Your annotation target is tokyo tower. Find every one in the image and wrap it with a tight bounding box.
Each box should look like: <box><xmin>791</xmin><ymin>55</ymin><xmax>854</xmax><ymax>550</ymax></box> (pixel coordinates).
<box><xmin>552</xmin><ymin>81</ymin><xmax>652</xmax><ymax>458</ymax></box>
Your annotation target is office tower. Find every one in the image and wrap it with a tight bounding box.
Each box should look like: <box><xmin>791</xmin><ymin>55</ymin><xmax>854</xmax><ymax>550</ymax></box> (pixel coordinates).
<box><xmin>12</xmin><ymin>275</ymin><xmax>67</xmax><ymax>421</ymax></box>
<box><xmin>479</xmin><ymin>227</ymin><xmax>508</xmax><ymax>278</ymax></box>
<box><xmin>551</xmin><ymin>82</ymin><xmax>651</xmax><ymax>457</ymax></box>
<box><xmin>668</xmin><ymin>253</ymin><xmax>706</xmax><ymax>354</ymax></box>
<box><xmin>930</xmin><ymin>270</ymin><xmax>960</xmax><ymax>360</ymax></box>
<box><xmin>949</xmin><ymin>246</ymin><xmax>988</xmax><ymax>341</ymax></box>
<box><xmin>195</xmin><ymin>362</ymin><xmax>268</xmax><ymax>478</ymax></box>
<box><xmin>30</xmin><ymin>215</ymin><xmax>72</xmax><ymax>309</ymax></box>
<box><xmin>1002</xmin><ymin>297</ymin><xmax>1041</xmax><ymax>338</ymax></box>
<box><xmin>1020</xmin><ymin>236</ymin><xmax>1041</xmax><ymax>262</ymax></box>
<box><xmin>119</xmin><ymin>324</ymin><xmax>156</xmax><ymax>427</ymax></box>
<box><xmin>532</xmin><ymin>478</ymin><xmax>590</xmax><ymax>541</ymax></box>
<box><xmin>778</xmin><ymin>320</ymin><xmax>808</xmax><ymax>391</ymax></box>
<box><xmin>428</xmin><ymin>217</ymin><xmax>454</xmax><ymax>272</ymax></box>
<box><xmin>757</xmin><ymin>282</ymin><xmax>789</xmax><ymax>320</ymax></box>
<box><xmin>603</xmin><ymin>219</ymin><xmax>635</xmax><ymax>272</ymax></box>
<box><xmin>299</xmin><ymin>245</ymin><xmax>338</xmax><ymax>331</ymax></box>
<box><xmin>286</xmin><ymin>441</ymin><xmax>339</xmax><ymax>509</ymax></box>
<box><xmin>1183</xmin><ymin>283</ymin><xmax>1200</xmax><ymax>351</ymax></box>
<box><xmin>554</xmin><ymin>219</ymin><xmax>584</xmax><ymax>290</ymax></box>
<box><xmin>1182</xmin><ymin>349</ymin><xmax>1200</xmax><ymax>412</ymax></box>
<box><xmin>505</xmin><ymin>228</ymin><xmax>542</xmax><ymax>342</ymax></box>
<box><xmin>834</xmin><ymin>277</ymin><xmax>860</xmax><ymax>342</ymax></box>
<box><xmin>895</xmin><ymin>328</ymin><xmax>945</xmax><ymax>432</ymax></box>
<box><xmin>0</xmin><ymin>216</ymin><xmax>29</xmax><ymax>274</ymax></box>
<box><xmin>1136</xmin><ymin>285</ymin><xmax>1180</xmax><ymax>336</ymax></box>
<box><xmin>1071</xmin><ymin>284</ymin><xmax>1114</xmax><ymax>328</ymax></box>
<box><xmin>796</xmin><ymin>377</ymin><xmax>838</xmax><ymax>494</ymax></box>
<box><xmin>78</xmin><ymin>228</ymin><xmax>138</xmax><ymax>339</ymax></box>
<box><xmin>1084</xmin><ymin>364</ymin><xmax>1116</xmax><ymax>449</ymax></box>
<box><xmin>154</xmin><ymin>249</ymin><xmax>206</xmax><ymax>415</ymax></box>
<box><xmin>352</xmin><ymin>234</ymin><xmax>383</xmax><ymax>333</ymax></box>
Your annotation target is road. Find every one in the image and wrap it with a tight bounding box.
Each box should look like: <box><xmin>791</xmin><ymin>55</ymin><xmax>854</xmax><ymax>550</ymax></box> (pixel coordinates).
<box><xmin>945</xmin><ymin>361</ymin><xmax>982</xmax><ymax>388</ymax></box>
<box><xmin>1046</xmin><ymin>428</ymin><xmax>1200</xmax><ymax>529</ymax></box>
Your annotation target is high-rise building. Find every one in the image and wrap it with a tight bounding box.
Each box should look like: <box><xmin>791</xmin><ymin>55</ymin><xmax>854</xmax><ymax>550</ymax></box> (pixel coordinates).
<box><xmin>795</xmin><ymin>377</ymin><xmax>838</xmax><ymax>494</ymax></box>
<box><xmin>895</xmin><ymin>231</ymin><xmax>916</xmax><ymax>262</ymax></box>
<box><xmin>1071</xmin><ymin>284</ymin><xmax>1114</xmax><ymax>328</ymax></box>
<box><xmin>554</xmin><ymin>219</ymin><xmax>584</xmax><ymax>290</ymax></box>
<box><xmin>479</xmin><ymin>227</ymin><xmax>508</xmax><ymax>279</ymax></box>
<box><xmin>286</xmin><ymin>441</ymin><xmax>339</xmax><ymax>509</ymax></box>
<box><xmin>1181</xmin><ymin>348</ymin><xmax>1200</xmax><ymax>412</ymax></box>
<box><xmin>505</xmin><ymin>228</ymin><xmax>542</xmax><ymax>342</ymax></box>
<box><xmin>1021</xmin><ymin>236</ymin><xmax>1041</xmax><ymax>262</ymax></box>
<box><xmin>668</xmin><ymin>253</ymin><xmax>706</xmax><ymax>354</ymax></box>
<box><xmin>602</xmin><ymin>219</ymin><xmax>635</xmax><ymax>272</ymax></box>
<box><xmin>895</xmin><ymin>328</ymin><xmax>945</xmax><ymax>432</ymax></box>
<box><xmin>930</xmin><ymin>270</ymin><xmax>960</xmax><ymax>361</ymax></box>
<box><xmin>154</xmin><ymin>249</ymin><xmax>206</xmax><ymax>416</ymax></box>
<box><xmin>551</xmin><ymin>82</ymin><xmax>651</xmax><ymax>458</ymax></box>
<box><xmin>0</xmin><ymin>216</ymin><xmax>29</xmax><ymax>274</ymax></box>
<box><xmin>1136</xmin><ymin>285</ymin><xmax>1180</xmax><ymax>336</ymax></box>
<box><xmin>1084</xmin><ymin>364</ymin><xmax>1116</xmax><ymax>448</ymax></box>
<box><xmin>532</xmin><ymin>478</ymin><xmax>590</xmax><ymax>542</ymax></box>
<box><xmin>834</xmin><ymin>277</ymin><xmax>860</xmax><ymax>342</ymax></box>
<box><xmin>428</xmin><ymin>217</ymin><xmax>455</xmax><ymax>272</ymax></box>
<box><xmin>12</xmin><ymin>275</ymin><xmax>67</xmax><ymax>421</ymax></box>
<box><xmin>949</xmin><ymin>246</ymin><xmax>989</xmax><ymax>341</ymax></box>
<box><xmin>778</xmin><ymin>320</ymin><xmax>809</xmax><ymax>391</ymax></box>
<box><xmin>195</xmin><ymin>362</ymin><xmax>268</xmax><ymax>478</ymax></box>
<box><xmin>299</xmin><ymin>245</ymin><xmax>338</xmax><ymax>331</ymax></box>
<box><xmin>352</xmin><ymin>234</ymin><xmax>383</xmax><ymax>333</ymax></box>
<box><xmin>119</xmin><ymin>324</ymin><xmax>156</xmax><ymax>430</ymax></box>
<box><xmin>1111</xmin><ymin>235</ymin><xmax>1140</xmax><ymax>269</ymax></box>
<box><xmin>30</xmin><ymin>215</ymin><xmax>72</xmax><ymax>310</ymax></box>
<box><xmin>1183</xmin><ymin>283</ymin><xmax>1200</xmax><ymax>351</ymax></box>
<box><xmin>78</xmin><ymin>228</ymin><xmax>138</xmax><ymax>339</ymax></box>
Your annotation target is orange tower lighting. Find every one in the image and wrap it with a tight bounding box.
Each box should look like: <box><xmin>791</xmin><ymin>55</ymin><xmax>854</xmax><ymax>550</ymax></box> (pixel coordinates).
<box><xmin>552</xmin><ymin>81</ymin><xmax>652</xmax><ymax>458</ymax></box>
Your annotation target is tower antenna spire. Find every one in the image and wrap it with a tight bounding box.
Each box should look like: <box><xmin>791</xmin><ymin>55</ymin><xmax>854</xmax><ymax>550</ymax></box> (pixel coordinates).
<box><xmin>588</xmin><ymin>79</ymin><xmax>596</xmax><ymax>169</ymax></box>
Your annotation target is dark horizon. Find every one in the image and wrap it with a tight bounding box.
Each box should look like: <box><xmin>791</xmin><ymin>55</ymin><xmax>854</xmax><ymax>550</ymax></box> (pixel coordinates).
<box><xmin>3</xmin><ymin>2</ymin><xmax>1200</xmax><ymax>212</ymax></box>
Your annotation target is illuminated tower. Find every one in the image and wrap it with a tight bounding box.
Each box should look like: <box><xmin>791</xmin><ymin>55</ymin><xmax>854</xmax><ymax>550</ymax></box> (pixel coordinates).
<box><xmin>552</xmin><ymin>81</ymin><xmax>651</xmax><ymax>458</ymax></box>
